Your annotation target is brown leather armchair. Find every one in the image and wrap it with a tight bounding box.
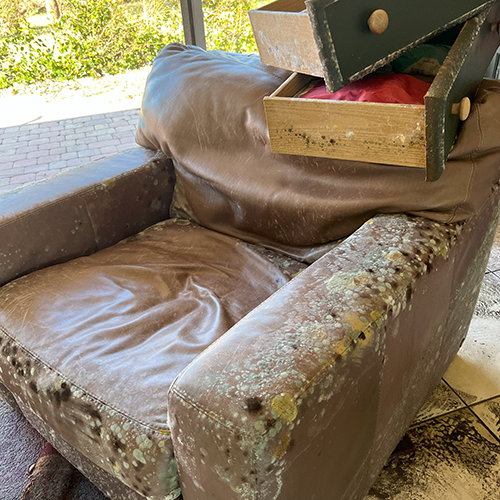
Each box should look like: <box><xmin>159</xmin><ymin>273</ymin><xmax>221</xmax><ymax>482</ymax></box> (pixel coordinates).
<box><xmin>0</xmin><ymin>45</ymin><xmax>499</xmax><ymax>500</ymax></box>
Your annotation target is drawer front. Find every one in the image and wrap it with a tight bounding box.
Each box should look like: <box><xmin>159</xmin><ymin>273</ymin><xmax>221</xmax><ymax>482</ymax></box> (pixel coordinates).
<box><xmin>426</xmin><ymin>4</ymin><xmax>500</xmax><ymax>180</ymax></box>
<box><xmin>306</xmin><ymin>0</ymin><xmax>498</xmax><ymax>92</ymax></box>
<box><xmin>264</xmin><ymin>73</ymin><xmax>427</xmax><ymax>169</ymax></box>
<box><xmin>264</xmin><ymin>5</ymin><xmax>500</xmax><ymax>180</ymax></box>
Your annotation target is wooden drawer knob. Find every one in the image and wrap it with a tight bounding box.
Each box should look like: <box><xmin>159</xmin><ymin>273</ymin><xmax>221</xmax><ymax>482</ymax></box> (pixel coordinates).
<box><xmin>451</xmin><ymin>97</ymin><xmax>471</xmax><ymax>121</ymax></box>
<box><xmin>368</xmin><ymin>9</ymin><xmax>389</xmax><ymax>34</ymax></box>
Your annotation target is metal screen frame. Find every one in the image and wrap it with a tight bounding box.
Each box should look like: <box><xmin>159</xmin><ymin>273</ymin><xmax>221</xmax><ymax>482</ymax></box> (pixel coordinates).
<box><xmin>180</xmin><ymin>0</ymin><xmax>206</xmax><ymax>49</ymax></box>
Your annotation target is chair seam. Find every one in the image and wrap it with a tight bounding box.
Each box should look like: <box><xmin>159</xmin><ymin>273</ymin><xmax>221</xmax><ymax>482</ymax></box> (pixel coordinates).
<box><xmin>0</xmin><ymin>325</ymin><xmax>171</xmax><ymax>434</ymax></box>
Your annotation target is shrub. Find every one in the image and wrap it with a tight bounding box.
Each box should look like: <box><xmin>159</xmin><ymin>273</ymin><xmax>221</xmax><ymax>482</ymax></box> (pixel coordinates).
<box><xmin>0</xmin><ymin>0</ymin><xmax>44</xmax><ymax>37</ymax></box>
<box><xmin>204</xmin><ymin>0</ymin><xmax>261</xmax><ymax>53</ymax></box>
<box><xmin>0</xmin><ymin>0</ymin><xmax>261</xmax><ymax>89</ymax></box>
<box><xmin>0</xmin><ymin>0</ymin><xmax>183</xmax><ymax>88</ymax></box>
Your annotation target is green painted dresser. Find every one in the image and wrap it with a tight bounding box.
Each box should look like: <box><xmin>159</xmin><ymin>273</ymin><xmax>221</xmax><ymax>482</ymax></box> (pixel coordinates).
<box><xmin>252</xmin><ymin>1</ymin><xmax>500</xmax><ymax>180</ymax></box>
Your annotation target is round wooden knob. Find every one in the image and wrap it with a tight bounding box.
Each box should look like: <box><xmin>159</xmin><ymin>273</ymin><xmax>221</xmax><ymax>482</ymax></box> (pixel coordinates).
<box><xmin>367</xmin><ymin>9</ymin><xmax>389</xmax><ymax>34</ymax></box>
<box><xmin>451</xmin><ymin>97</ymin><xmax>471</xmax><ymax>121</ymax></box>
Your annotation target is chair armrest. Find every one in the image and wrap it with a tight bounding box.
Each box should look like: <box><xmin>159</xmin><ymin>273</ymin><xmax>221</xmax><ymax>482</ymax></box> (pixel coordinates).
<box><xmin>167</xmin><ymin>204</ymin><xmax>498</xmax><ymax>500</ymax></box>
<box><xmin>0</xmin><ymin>147</ymin><xmax>174</xmax><ymax>286</ymax></box>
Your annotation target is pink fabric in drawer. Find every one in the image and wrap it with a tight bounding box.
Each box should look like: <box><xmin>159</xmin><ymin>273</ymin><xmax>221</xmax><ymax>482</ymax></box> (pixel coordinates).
<box><xmin>301</xmin><ymin>73</ymin><xmax>431</xmax><ymax>105</ymax></box>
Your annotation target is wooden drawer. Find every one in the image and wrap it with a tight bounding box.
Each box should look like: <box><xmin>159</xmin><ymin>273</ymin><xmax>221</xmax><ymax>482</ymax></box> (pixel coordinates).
<box><xmin>263</xmin><ymin>6</ymin><xmax>500</xmax><ymax>181</ymax></box>
<box><xmin>250</xmin><ymin>0</ymin><xmax>498</xmax><ymax>92</ymax></box>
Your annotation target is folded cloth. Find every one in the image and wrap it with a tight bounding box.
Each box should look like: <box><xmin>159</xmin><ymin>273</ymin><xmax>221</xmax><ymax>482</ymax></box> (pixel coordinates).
<box><xmin>21</xmin><ymin>443</ymin><xmax>76</xmax><ymax>500</ymax></box>
<box><xmin>300</xmin><ymin>73</ymin><xmax>431</xmax><ymax>105</ymax></box>
<box><xmin>136</xmin><ymin>44</ymin><xmax>500</xmax><ymax>261</ymax></box>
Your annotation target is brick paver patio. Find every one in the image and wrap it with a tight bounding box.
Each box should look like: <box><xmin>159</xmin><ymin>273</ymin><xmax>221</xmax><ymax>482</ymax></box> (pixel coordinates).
<box><xmin>0</xmin><ymin>107</ymin><xmax>140</xmax><ymax>195</ymax></box>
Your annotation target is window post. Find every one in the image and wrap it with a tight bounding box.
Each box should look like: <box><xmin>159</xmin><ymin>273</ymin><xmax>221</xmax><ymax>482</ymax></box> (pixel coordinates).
<box><xmin>179</xmin><ymin>0</ymin><xmax>206</xmax><ymax>50</ymax></box>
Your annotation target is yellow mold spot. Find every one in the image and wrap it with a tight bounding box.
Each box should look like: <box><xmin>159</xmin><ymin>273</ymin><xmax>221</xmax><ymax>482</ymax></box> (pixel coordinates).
<box><xmin>273</xmin><ymin>433</ymin><xmax>291</xmax><ymax>459</ymax></box>
<box><xmin>311</xmin><ymin>326</ymin><xmax>327</xmax><ymax>342</ymax></box>
<box><xmin>271</xmin><ymin>394</ymin><xmax>297</xmax><ymax>423</ymax></box>
<box><xmin>344</xmin><ymin>312</ymin><xmax>374</xmax><ymax>343</ymax></box>
<box><xmin>330</xmin><ymin>335</ymin><xmax>353</xmax><ymax>356</ymax></box>
<box><xmin>370</xmin><ymin>311</ymin><xmax>382</xmax><ymax>328</ymax></box>
<box><xmin>348</xmin><ymin>274</ymin><xmax>372</xmax><ymax>287</ymax></box>
<box><xmin>344</xmin><ymin>312</ymin><xmax>368</xmax><ymax>333</ymax></box>
<box><xmin>158</xmin><ymin>429</ymin><xmax>171</xmax><ymax>435</ymax></box>
<box><xmin>386</xmin><ymin>251</ymin><xmax>406</xmax><ymax>264</ymax></box>
<box><xmin>327</xmin><ymin>272</ymin><xmax>371</xmax><ymax>292</ymax></box>
<box><xmin>101</xmin><ymin>178</ymin><xmax>116</xmax><ymax>190</ymax></box>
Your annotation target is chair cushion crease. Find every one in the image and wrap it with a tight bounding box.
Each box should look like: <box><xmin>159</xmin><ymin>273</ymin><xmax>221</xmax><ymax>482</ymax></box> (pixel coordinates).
<box><xmin>0</xmin><ymin>218</ymin><xmax>291</xmax><ymax>499</ymax></box>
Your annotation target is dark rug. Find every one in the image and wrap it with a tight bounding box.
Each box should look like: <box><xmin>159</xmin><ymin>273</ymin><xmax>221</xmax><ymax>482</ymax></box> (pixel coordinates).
<box><xmin>21</xmin><ymin>443</ymin><xmax>80</xmax><ymax>500</ymax></box>
<box><xmin>0</xmin><ymin>397</ymin><xmax>107</xmax><ymax>500</ymax></box>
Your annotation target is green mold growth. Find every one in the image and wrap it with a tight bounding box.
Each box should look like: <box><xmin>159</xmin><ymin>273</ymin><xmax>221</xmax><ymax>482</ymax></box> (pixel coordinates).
<box><xmin>164</xmin><ymin>459</ymin><xmax>180</xmax><ymax>493</ymax></box>
<box><xmin>136</xmin><ymin>434</ymin><xmax>153</xmax><ymax>450</ymax></box>
<box><xmin>100</xmin><ymin>177</ymin><xmax>116</xmax><ymax>192</ymax></box>
<box><xmin>133</xmin><ymin>448</ymin><xmax>147</xmax><ymax>464</ymax></box>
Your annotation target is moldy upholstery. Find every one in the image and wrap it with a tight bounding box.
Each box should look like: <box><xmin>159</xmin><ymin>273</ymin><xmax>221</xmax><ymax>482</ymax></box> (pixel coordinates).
<box><xmin>168</xmin><ymin>192</ymin><xmax>500</xmax><ymax>500</ymax></box>
<box><xmin>0</xmin><ymin>219</ymin><xmax>295</xmax><ymax>499</ymax></box>
<box><xmin>0</xmin><ymin>44</ymin><xmax>499</xmax><ymax>500</ymax></box>
<box><xmin>136</xmin><ymin>44</ymin><xmax>500</xmax><ymax>259</ymax></box>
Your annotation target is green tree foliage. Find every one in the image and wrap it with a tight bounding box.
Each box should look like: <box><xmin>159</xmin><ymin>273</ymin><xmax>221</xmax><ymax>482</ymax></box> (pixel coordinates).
<box><xmin>0</xmin><ymin>0</ymin><xmax>44</xmax><ymax>37</ymax></box>
<box><xmin>0</xmin><ymin>0</ymin><xmax>261</xmax><ymax>89</ymax></box>
<box><xmin>204</xmin><ymin>0</ymin><xmax>259</xmax><ymax>53</ymax></box>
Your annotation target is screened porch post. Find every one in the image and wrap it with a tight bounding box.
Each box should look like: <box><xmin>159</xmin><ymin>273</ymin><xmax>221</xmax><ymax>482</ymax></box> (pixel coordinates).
<box><xmin>180</xmin><ymin>0</ymin><xmax>206</xmax><ymax>49</ymax></box>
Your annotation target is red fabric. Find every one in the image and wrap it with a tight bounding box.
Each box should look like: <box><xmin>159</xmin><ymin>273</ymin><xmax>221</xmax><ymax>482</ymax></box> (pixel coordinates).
<box><xmin>301</xmin><ymin>73</ymin><xmax>431</xmax><ymax>105</ymax></box>
<box><xmin>39</xmin><ymin>442</ymin><xmax>58</xmax><ymax>458</ymax></box>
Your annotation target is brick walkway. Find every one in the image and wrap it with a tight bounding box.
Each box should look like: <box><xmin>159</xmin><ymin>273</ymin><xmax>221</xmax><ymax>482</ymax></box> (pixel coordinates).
<box><xmin>0</xmin><ymin>108</ymin><xmax>140</xmax><ymax>195</ymax></box>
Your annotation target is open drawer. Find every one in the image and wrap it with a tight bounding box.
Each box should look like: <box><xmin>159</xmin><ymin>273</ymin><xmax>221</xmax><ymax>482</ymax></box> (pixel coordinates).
<box><xmin>250</xmin><ymin>0</ymin><xmax>498</xmax><ymax>92</ymax></box>
<box><xmin>263</xmin><ymin>6</ymin><xmax>500</xmax><ymax>181</ymax></box>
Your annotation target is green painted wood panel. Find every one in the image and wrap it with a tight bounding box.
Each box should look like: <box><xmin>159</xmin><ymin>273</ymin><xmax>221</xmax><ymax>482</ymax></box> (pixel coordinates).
<box><xmin>306</xmin><ymin>0</ymin><xmax>498</xmax><ymax>91</ymax></box>
<box><xmin>426</xmin><ymin>4</ymin><xmax>500</xmax><ymax>181</ymax></box>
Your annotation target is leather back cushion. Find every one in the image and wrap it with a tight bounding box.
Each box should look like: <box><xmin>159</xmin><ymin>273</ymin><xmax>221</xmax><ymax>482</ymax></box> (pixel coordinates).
<box><xmin>136</xmin><ymin>43</ymin><xmax>500</xmax><ymax>261</ymax></box>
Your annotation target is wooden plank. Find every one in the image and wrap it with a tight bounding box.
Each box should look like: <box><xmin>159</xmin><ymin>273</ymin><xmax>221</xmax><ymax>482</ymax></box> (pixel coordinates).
<box><xmin>270</xmin><ymin>72</ymin><xmax>314</xmax><ymax>98</ymax></box>
<box><xmin>264</xmin><ymin>76</ymin><xmax>426</xmax><ymax>168</ymax></box>
<box><xmin>249</xmin><ymin>7</ymin><xmax>323</xmax><ymax>77</ymax></box>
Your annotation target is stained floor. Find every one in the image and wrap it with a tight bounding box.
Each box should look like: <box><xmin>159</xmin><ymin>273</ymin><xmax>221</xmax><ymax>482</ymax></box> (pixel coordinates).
<box><xmin>366</xmin><ymin>222</ymin><xmax>500</xmax><ymax>500</ymax></box>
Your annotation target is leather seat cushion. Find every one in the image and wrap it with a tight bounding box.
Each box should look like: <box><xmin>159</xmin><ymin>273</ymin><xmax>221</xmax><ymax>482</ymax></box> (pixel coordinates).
<box><xmin>136</xmin><ymin>44</ymin><xmax>500</xmax><ymax>262</ymax></box>
<box><xmin>0</xmin><ymin>219</ymin><xmax>290</xmax><ymax>499</ymax></box>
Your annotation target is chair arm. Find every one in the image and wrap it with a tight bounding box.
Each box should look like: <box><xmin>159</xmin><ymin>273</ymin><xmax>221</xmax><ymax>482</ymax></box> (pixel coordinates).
<box><xmin>167</xmin><ymin>209</ymin><xmax>493</xmax><ymax>500</ymax></box>
<box><xmin>0</xmin><ymin>147</ymin><xmax>174</xmax><ymax>287</ymax></box>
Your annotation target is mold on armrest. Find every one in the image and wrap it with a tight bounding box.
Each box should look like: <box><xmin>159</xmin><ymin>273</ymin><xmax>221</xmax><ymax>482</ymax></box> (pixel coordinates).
<box><xmin>0</xmin><ymin>147</ymin><xmax>174</xmax><ymax>287</ymax></box>
<box><xmin>167</xmin><ymin>204</ymin><xmax>499</xmax><ymax>500</ymax></box>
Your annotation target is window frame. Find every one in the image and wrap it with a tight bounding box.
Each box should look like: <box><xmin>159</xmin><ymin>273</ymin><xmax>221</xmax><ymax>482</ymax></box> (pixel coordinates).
<box><xmin>180</xmin><ymin>0</ymin><xmax>206</xmax><ymax>49</ymax></box>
